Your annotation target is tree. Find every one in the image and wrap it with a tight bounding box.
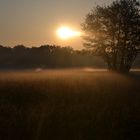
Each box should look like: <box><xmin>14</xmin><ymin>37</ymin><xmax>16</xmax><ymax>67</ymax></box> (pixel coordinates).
<box><xmin>82</xmin><ymin>0</ymin><xmax>140</xmax><ymax>73</ymax></box>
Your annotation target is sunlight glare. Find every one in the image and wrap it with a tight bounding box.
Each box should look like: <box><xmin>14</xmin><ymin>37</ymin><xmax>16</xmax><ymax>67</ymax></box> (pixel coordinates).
<box><xmin>56</xmin><ymin>26</ymin><xmax>81</xmax><ymax>40</ymax></box>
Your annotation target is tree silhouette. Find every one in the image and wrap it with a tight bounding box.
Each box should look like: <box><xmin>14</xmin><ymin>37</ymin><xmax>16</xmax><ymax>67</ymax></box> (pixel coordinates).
<box><xmin>82</xmin><ymin>0</ymin><xmax>140</xmax><ymax>73</ymax></box>
<box><xmin>0</xmin><ymin>44</ymin><xmax>107</xmax><ymax>69</ymax></box>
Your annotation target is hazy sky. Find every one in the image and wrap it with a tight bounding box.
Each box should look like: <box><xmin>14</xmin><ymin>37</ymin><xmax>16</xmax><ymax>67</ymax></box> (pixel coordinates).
<box><xmin>0</xmin><ymin>0</ymin><xmax>112</xmax><ymax>49</ymax></box>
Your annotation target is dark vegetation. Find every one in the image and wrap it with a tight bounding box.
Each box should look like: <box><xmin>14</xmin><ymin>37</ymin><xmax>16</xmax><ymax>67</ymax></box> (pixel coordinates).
<box><xmin>82</xmin><ymin>0</ymin><xmax>140</xmax><ymax>72</ymax></box>
<box><xmin>0</xmin><ymin>70</ymin><xmax>140</xmax><ymax>140</ymax></box>
<box><xmin>0</xmin><ymin>45</ymin><xmax>105</xmax><ymax>69</ymax></box>
<box><xmin>0</xmin><ymin>44</ymin><xmax>139</xmax><ymax>70</ymax></box>
<box><xmin>0</xmin><ymin>44</ymin><xmax>105</xmax><ymax>69</ymax></box>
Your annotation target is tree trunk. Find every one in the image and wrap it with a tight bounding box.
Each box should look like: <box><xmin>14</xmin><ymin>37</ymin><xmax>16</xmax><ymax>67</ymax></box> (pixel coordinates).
<box><xmin>107</xmin><ymin>60</ymin><xmax>130</xmax><ymax>73</ymax></box>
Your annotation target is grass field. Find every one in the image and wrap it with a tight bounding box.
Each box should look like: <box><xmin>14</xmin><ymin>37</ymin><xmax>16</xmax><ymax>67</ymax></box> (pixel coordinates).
<box><xmin>0</xmin><ymin>69</ymin><xmax>140</xmax><ymax>140</ymax></box>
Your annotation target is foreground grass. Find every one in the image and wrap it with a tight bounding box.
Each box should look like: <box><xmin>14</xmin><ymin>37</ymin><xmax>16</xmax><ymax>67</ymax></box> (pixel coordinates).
<box><xmin>0</xmin><ymin>69</ymin><xmax>140</xmax><ymax>140</ymax></box>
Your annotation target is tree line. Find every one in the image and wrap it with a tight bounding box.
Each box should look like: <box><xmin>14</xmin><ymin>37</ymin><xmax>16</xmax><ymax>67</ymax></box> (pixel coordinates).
<box><xmin>0</xmin><ymin>45</ymin><xmax>106</xmax><ymax>70</ymax></box>
<box><xmin>0</xmin><ymin>44</ymin><xmax>139</xmax><ymax>70</ymax></box>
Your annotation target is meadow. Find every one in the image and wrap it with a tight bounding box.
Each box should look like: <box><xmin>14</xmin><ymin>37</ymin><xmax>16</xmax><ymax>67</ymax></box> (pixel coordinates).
<box><xmin>0</xmin><ymin>69</ymin><xmax>140</xmax><ymax>140</ymax></box>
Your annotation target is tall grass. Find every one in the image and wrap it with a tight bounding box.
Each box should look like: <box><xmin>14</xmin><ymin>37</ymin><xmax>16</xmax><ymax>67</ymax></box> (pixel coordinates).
<box><xmin>0</xmin><ymin>69</ymin><xmax>140</xmax><ymax>140</ymax></box>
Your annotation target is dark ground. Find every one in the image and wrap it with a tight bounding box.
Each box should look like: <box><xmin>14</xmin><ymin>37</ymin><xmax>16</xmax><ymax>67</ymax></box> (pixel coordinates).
<box><xmin>0</xmin><ymin>69</ymin><xmax>140</xmax><ymax>140</ymax></box>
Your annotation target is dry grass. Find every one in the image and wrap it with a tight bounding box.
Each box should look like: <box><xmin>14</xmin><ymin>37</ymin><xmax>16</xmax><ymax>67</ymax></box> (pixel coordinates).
<box><xmin>0</xmin><ymin>69</ymin><xmax>140</xmax><ymax>140</ymax></box>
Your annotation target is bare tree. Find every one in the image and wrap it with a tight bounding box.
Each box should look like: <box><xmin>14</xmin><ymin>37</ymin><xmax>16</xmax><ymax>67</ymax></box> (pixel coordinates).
<box><xmin>82</xmin><ymin>0</ymin><xmax>140</xmax><ymax>73</ymax></box>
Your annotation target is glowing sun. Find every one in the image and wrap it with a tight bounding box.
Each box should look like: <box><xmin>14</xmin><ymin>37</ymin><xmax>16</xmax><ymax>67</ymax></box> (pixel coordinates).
<box><xmin>56</xmin><ymin>26</ymin><xmax>81</xmax><ymax>40</ymax></box>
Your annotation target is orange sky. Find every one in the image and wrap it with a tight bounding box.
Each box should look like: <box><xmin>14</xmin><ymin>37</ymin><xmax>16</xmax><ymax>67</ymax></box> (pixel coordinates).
<box><xmin>0</xmin><ymin>0</ymin><xmax>112</xmax><ymax>49</ymax></box>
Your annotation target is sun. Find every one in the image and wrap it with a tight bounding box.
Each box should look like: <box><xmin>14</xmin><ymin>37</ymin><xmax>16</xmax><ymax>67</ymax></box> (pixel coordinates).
<box><xmin>56</xmin><ymin>26</ymin><xmax>81</xmax><ymax>40</ymax></box>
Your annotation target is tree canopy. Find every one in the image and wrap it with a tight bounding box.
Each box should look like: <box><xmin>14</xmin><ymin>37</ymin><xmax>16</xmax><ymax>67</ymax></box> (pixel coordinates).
<box><xmin>82</xmin><ymin>0</ymin><xmax>140</xmax><ymax>72</ymax></box>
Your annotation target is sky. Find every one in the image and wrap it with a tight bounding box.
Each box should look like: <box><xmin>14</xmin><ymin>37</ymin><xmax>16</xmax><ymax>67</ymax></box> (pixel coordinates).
<box><xmin>0</xmin><ymin>0</ymin><xmax>112</xmax><ymax>49</ymax></box>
